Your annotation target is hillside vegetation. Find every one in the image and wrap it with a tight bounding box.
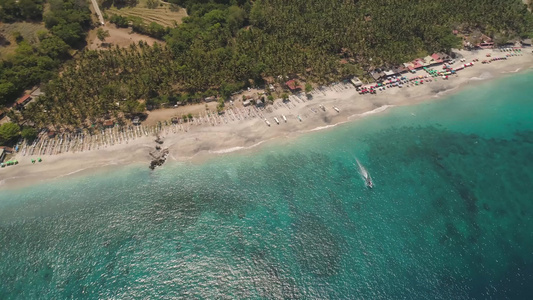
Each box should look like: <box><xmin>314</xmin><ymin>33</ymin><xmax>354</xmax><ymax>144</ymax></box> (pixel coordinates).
<box><xmin>13</xmin><ymin>0</ymin><xmax>533</xmax><ymax>127</ymax></box>
<box><xmin>0</xmin><ymin>0</ymin><xmax>91</xmax><ymax>111</ymax></box>
<box><xmin>106</xmin><ymin>0</ymin><xmax>188</xmax><ymax>28</ymax></box>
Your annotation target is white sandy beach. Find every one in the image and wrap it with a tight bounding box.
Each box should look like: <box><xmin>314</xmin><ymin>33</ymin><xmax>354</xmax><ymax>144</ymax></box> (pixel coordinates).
<box><xmin>1</xmin><ymin>49</ymin><xmax>532</xmax><ymax>189</ymax></box>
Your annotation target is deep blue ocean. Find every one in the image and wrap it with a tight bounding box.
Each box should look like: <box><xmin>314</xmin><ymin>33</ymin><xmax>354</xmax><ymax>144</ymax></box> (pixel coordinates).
<box><xmin>1</xmin><ymin>71</ymin><xmax>533</xmax><ymax>299</ymax></box>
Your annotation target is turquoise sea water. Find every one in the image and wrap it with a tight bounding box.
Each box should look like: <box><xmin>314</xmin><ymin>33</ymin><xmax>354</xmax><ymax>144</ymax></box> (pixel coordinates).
<box><xmin>1</xmin><ymin>71</ymin><xmax>533</xmax><ymax>299</ymax></box>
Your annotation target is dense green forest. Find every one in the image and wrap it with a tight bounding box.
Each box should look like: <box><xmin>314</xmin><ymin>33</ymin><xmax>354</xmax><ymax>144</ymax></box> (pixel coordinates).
<box><xmin>0</xmin><ymin>0</ymin><xmax>91</xmax><ymax>109</ymax></box>
<box><xmin>9</xmin><ymin>0</ymin><xmax>533</xmax><ymax>128</ymax></box>
<box><xmin>109</xmin><ymin>14</ymin><xmax>169</xmax><ymax>39</ymax></box>
<box><xmin>0</xmin><ymin>0</ymin><xmax>43</xmax><ymax>22</ymax></box>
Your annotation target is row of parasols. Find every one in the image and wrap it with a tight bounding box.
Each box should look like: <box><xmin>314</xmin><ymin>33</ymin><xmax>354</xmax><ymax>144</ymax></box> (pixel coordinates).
<box><xmin>0</xmin><ymin>158</ymin><xmax>42</xmax><ymax>168</ymax></box>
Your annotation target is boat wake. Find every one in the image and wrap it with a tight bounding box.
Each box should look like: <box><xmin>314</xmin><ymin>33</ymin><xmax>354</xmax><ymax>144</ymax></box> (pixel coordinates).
<box><xmin>355</xmin><ymin>158</ymin><xmax>373</xmax><ymax>189</ymax></box>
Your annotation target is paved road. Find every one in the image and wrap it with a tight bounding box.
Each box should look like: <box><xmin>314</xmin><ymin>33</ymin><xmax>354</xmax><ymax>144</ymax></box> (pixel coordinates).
<box><xmin>90</xmin><ymin>0</ymin><xmax>105</xmax><ymax>25</ymax></box>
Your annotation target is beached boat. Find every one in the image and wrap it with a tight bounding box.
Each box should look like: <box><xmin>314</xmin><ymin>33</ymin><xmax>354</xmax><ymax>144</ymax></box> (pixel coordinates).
<box><xmin>320</xmin><ymin>105</ymin><xmax>326</xmax><ymax>111</ymax></box>
<box><xmin>264</xmin><ymin>119</ymin><xmax>271</xmax><ymax>126</ymax></box>
<box><xmin>274</xmin><ymin>117</ymin><xmax>279</xmax><ymax>124</ymax></box>
<box><xmin>333</xmin><ymin>107</ymin><xmax>340</xmax><ymax>113</ymax></box>
<box><xmin>298</xmin><ymin>115</ymin><xmax>302</xmax><ymax>122</ymax></box>
<box><xmin>282</xmin><ymin>115</ymin><xmax>287</xmax><ymax>122</ymax></box>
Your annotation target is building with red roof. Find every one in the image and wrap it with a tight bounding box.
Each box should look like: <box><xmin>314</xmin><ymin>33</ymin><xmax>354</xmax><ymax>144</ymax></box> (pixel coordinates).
<box><xmin>285</xmin><ymin>80</ymin><xmax>303</xmax><ymax>91</ymax></box>
<box><xmin>103</xmin><ymin>120</ymin><xmax>114</xmax><ymax>128</ymax></box>
<box><xmin>16</xmin><ymin>94</ymin><xmax>32</xmax><ymax>106</ymax></box>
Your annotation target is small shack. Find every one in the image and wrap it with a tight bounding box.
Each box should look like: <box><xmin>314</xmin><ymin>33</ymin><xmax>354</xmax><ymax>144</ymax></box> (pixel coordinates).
<box><xmin>383</xmin><ymin>70</ymin><xmax>396</xmax><ymax>77</ymax></box>
<box><xmin>16</xmin><ymin>94</ymin><xmax>32</xmax><ymax>107</ymax></box>
<box><xmin>256</xmin><ymin>99</ymin><xmax>264</xmax><ymax>107</ymax></box>
<box><xmin>393</xmin><ymin>66</ymin><xmax>408</xmax><ymax>74</ymax></box>
<box><xmin>243</xmin><ymin>100</ymin><xmax>251</xmax><ymax>107</ymax></box>
<box><xmin>103</xmin><ymin>120</ymin><xmax>114</xmax><ymax>128</ymax></box>
<box><xmin>132</xmin><ymin>116</ymin><xmax>141</xmax><ymax>125</ymax></box>
<box><xmin>0</xmin><ymin>148</ymin><xmax>5</xmax><ymax>163</ymax></box>
<box><xmin>350</xmin><ymin>77</ymin><xmax>363</xmax><ymax>88</ymax></box>
<box><xmin>204</xmin><ymin>96</ymin><xmax>216</xmax><ymax>103</ymax></box>
<box><xmin>370</xmin><ymin>71</ymin><xmax>386</xmax><ymax>82</ymax></box>
<box><xmin>522</xmin><ymin>39</ymin><xmax>532</xmax><ymax>47</ymax></box>
<box><xmin>285</xmin><ymin>80</ymin><xmax>303</xmax><ymax>91</ymax></box>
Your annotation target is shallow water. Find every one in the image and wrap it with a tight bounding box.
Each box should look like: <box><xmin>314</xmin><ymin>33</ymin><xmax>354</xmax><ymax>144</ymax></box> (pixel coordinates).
<box><xmin>1</xmin><ymin>72</ymin><xmax>533</xmax><ymax>299</ymax></box>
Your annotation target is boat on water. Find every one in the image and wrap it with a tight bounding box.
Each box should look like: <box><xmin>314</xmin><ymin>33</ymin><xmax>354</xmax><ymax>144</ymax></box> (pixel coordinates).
<box><xmin>365</xmin><ymin>176</ymin><xmax>373</xmax><ymax>189</ymax></box>
<box><xmin>355</xmin><ymin>158</ymin><xmax>373</xmax><ymax>189</ymax></box>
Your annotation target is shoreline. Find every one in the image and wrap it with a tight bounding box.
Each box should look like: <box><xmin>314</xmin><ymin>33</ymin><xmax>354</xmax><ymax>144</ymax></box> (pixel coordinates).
<box><xmin>1</xmin><ymin>49</ymin><xmax>532</xmax><ymax>191</ymax></box>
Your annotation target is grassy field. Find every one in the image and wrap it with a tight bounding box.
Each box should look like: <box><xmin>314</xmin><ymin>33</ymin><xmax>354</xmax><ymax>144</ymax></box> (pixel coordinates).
<box><xmin>0</xmin><ymin>22</ymin><xmax>46</xmax><ymax>58</ymax></box>
<box><xmin>105</xmin><ymin>0</ymin><xmax>188</xmax><ymax>28</ymax></box>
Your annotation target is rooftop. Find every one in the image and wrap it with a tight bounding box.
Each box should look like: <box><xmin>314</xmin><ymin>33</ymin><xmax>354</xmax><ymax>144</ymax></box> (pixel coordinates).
<box><xmin>286</xmin><ymin>80</ymin><xmax>303</xmax><ymax>90</ymax></box>
<box><xmin>16</xmin><ymin>94</ymin><xmax>32</xmax><ymax>105</ymax></box>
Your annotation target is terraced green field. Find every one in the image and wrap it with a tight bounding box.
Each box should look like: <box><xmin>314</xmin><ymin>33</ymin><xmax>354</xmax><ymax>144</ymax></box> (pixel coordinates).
<box><xmin>106</xmin><ymin>1</ymin><xmax>188</xmax><ymax>28</ymax></box>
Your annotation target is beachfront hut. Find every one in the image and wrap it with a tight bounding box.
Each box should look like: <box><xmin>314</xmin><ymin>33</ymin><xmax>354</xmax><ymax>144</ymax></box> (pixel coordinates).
<box><xmin>285</xmin><ymin>80</ymin><xmax>303</xmax><ymax>91</ymax></box>
<box><xmin>522</xmin><ymin>39</ymin><xmax>532</xmax><ymax>47</ymax></box>
<box><xmin>370</xmin><ymin>71</ymin><xmax>386</xmax><ymax>82</ymax></box>
<box><xmin>243</xmin><ymin>100</ymin><xmax>251</xmax><ymax>107</ymax></box>
<box><xmin>350</xmin><ymin>77</ymin><xmax>363</xmax><ymax>87</ymax></box>
<box><xmin>383</xmin><ymin>70</ymin><xmax>396</xmax><ymax>77</ymax></box>
<box><xmin>393</xmin><ymin>66</ymin><xmax>408</xmax><ymax>74</ymax></box>
<box><xmin>15</xmin><ymin>94</ymin><xmax>32</xmax><ymax>109</ymax></box>
<box><xmin>103</xmin><ymin>120</ymin><xmax>114</xmax><ymax>128</ymax></box>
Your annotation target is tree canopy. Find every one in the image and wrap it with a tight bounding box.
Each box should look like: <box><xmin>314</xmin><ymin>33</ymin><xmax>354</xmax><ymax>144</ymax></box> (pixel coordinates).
<box><xmin>11</xmin><ymin>0</ymin><xmax>533</xmax><ymax>127</ymax></box>
<box><xmin>21</xmin><ymin>126</ymin><xmax>37</xmax><ymax>141</ymax></box>
<box><xmin>0</xmin><ymin>0</ymin><xmax>43</xmax><ymax>22</ymax></box>
<box><xmin>0</xmin><ymin>0</ymin><xmax>90</xmax><ymax>108</ymax></box>
<box><xmin>0</xmin><ymin>122</ymin><xmax>20</xmax><ymax>143</ymax></box>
